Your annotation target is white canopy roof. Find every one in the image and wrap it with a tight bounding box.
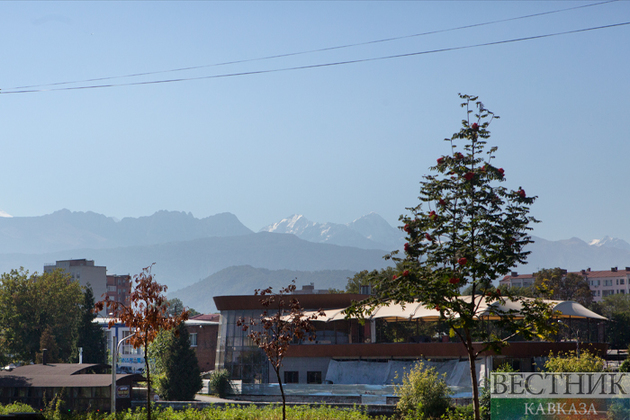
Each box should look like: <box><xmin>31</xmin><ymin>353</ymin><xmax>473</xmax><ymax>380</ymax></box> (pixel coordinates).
<box><xmin>303</xmin><ymin>297</ymin><xmax>607</xmax><ymax>322</ymax></box>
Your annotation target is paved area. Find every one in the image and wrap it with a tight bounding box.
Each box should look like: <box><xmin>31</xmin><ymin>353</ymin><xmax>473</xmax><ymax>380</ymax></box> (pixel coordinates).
<box><xmin>194</xmin><ymin>394</ymin><xmax>245</xmax><ymax>403</ymax></box>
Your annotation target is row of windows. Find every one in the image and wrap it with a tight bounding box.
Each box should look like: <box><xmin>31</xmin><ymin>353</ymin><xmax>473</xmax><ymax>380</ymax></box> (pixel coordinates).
<box><xmin>283</xmin><ymin>371</ymin><xmax>322</xmax><ymax>384</ymax></box>
<box><xmin>590</xmin><ymin>279</ymin><xmax>626</xmax><ymax>287</ymax></box>
<box><xmin>593</xmin><ymin>289</ymin><xmax>625</xmax><ymax>297</ymax></box>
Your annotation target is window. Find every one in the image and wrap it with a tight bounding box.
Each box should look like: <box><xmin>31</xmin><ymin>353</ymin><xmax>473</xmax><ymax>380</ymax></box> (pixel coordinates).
<box><xmin>590</xmin><ymin>280</ymin><xmax>600</xmax><ymax>287</ymax></box>
<box><xmin>107</xmin><ymin>286</ymin><xmax>117</xmax><ymax>292</ymax></box>
<box><xmin>622</xmin><ymin>279</ymin><xmax>626</xmax><ymax>285</ymax></box>
<box><xmin>605</xmin><ymin>280</ymin><xmax>613</xmax><ymax>287</ymax></box>
<box><xmin>284</xmin><ymin>371</ymin><xmax>299</xmax><ymax>384</ymax></box>
<box><xmin>603</xmin><ymin>290</ymin><xmax>614</xmax><ymax>297</ymax></box>
<box><xmin>307</xmin><ymin>371</ymin><xmax>322</xmax><ymax>384</ymax></box>
<box><xmin>190</xmin><ymin>333</ymin><xmax>197</xmax><ymax>347</ymax></box>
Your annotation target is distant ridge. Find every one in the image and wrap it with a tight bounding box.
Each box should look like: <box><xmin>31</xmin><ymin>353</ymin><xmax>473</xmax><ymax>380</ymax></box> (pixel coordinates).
<box><xmin>516</xmin><ymin>235</ymin><xmax>630</xmax><ymax>274</ymax></box>
<box><xmin>169</xmin><ymin>265</ymin><xmax>358</xmax><ymax>313</ymax></box>
<box><xmin>0</xmin><ymin>232</ymin><xmax>391</xmax><ymax>292</ymax></box>
<box><xmin>0</xmin><ymin>209</ymin><xmax>252</xmax><ymax>254</ymax></box>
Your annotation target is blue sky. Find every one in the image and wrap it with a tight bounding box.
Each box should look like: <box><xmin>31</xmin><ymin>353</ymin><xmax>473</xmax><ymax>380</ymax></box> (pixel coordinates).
<box><xmin>1</xmin><ymin>1</ymin><xmax>628</xmax><ymax>242</ymax></box>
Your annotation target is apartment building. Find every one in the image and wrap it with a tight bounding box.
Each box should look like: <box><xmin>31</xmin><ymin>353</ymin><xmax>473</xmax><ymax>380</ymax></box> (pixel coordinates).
<box><xmin>44</xmin><ymin>259</ymin><xmax>131</xmax><ymax>312</ymax></box>
<box><xmin>500</xmin><ymin>267</ymin><xmax>630</xmax><ymax>302</ymax></box>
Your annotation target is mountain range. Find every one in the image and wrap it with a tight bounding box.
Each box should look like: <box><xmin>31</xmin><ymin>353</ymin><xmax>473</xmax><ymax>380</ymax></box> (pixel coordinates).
<box><xmin>260</xmin><ymin>213</ymin><xmax>404</xmax><ymax>251</ymax></box>
<box><xmin>1</xmin><ymin>209</ymin><xmax>630</xmax><ymax>313</ymax></box>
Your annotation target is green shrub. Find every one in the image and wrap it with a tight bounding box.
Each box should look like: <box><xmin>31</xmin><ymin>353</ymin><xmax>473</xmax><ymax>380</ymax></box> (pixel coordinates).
<box><xmin>208</xmin><ymin>369</ymin><xmax>232</xmax><ymax>398</ymax></box>
<box><xmin>619</xmin><ymin>359</ymin><xmax>630</xmax><ymax>372</ymax></box>
<box><xmin>0</xmin><ymin>402</ymin><xmax>35</xmax><ymax>414</ymax></box>
<box><xmin>441</xmin><ymin>404</ymin><xmax>474</xmax><ymax>420</ymax></box>
<box><xmin>543</xmin><ymin>350</ymin><xmax>605</xmax><ymax>372</ymax></box>
<box><xmin>395</xmin><ymin>361</ymin><xmax>452</xmax><ymax>420</ymax></box>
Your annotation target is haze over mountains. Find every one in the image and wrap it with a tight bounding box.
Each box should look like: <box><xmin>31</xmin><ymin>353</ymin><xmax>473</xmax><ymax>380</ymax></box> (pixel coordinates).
<box><xmin>1</xmin><ymin>209</ymin><xmax>630</xmax><ymax>313</ymax></box>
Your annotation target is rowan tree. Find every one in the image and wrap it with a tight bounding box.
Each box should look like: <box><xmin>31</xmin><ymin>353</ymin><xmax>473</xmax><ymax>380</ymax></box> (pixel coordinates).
<box><xmin>237</xmin><ymin>281</ymin><xmax>323</xmax><ymax>420</ymax></box>
<box><xmin>349</xmin><ymin>95</ymin><xmax>557</xmax><ymax>420</ymax></box>
<box><xmin>95</xmin><ymin>265</ymin><xmax>188</xmax><ymax>420</ymax></box>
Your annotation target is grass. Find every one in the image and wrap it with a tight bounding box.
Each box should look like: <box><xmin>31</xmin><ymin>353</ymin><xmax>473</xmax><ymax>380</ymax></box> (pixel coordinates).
<box><xmin>1</xmin><ymin>404</ymin><xmax>383</xmax><ymax>420</ymax></box>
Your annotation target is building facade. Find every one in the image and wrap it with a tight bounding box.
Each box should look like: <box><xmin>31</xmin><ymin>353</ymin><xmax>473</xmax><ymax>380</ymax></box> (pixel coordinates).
<box><xmin>44</xmin><ymin>259</ymin><xmax>132</xmax><ymax>314</ymax></box>
<box><xmin>500</xmin><ymin>267</ymin><xmax>630</xmax><ymax>302</ymax></box>
<box><xmin>95</xmin><ymin>316</ymin><xmax>219</xmax><ymax>374</ymax></box>
<box><xmin>213</xmin><ymin>286</ymin><xmax>608</xmax><ymax>392</ymax></box>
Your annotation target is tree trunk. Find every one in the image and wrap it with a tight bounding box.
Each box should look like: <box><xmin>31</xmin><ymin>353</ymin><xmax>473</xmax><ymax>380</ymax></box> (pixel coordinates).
<box><xmin>466</xmin><ymin>337</ymin><xmax>481</xmax><ymax>420</ymax></box>
<box><xmin>274</xmin><ymin>367</ymin><xmax>286</xmax><ymax>420</ymax></box>
<box><xmin>145</xmin><ymin>341</ymin><xmax>151</xmax><ymax>420</ymax></box>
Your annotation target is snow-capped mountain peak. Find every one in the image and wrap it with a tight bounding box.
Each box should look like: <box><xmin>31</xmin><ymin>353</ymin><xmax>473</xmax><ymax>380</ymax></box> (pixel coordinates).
<box><xmin>261</xmin><ymin>213</ymin><xmax>405</xmax><ymax>251</ymax></box>
<box><xmin>261</xmin><ymin>214</ymin><xmax>318</xmax><ymax>236</ymax></box>
<box><xmin>589</xmin><ymin>236</ymin><xmax>630</xmax><ymax>251</ymax></box>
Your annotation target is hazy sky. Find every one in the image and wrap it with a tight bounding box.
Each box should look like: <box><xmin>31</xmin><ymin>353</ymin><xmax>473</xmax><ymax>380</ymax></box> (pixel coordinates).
<box><xmin>1</xmin><ymin>1</ymin><xmax>628</xmax><ymax>242</ymax></box>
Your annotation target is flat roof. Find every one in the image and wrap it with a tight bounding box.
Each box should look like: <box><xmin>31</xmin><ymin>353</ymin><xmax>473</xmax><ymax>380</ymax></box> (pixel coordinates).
<box><xmin>214</xmin><ymin>293</ymin><xmax>369</xmax><ymax>311</ymax></box>
<box><xmin>0</xmin><ymin>364</ymin><xmax>143</xmax><ymax>388</ymax></box>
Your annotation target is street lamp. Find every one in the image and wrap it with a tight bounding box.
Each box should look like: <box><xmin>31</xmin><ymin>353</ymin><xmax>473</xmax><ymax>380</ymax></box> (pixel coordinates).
<box><xmin>111</xmin><ymin>332</ymin><xmax>137</xmax><ymax>413</ymax></box>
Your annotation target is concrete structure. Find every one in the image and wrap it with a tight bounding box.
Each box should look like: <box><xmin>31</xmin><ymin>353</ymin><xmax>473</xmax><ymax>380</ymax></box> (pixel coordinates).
<box><xmin>44</xmin><ymin>259</ymin><xmax>132</xmax><ymax>314</ymax></box>
<box><xmin>45</xmin><ymin>259</ymin><xmax>108</xmax><ymax>303</ymax></box>
<box><xmin>213</xmin><ymin>287</ymin><xmax>608</xmax><ymax>396</ymax></box>
<box><xmin>500</xmin><ymin>267</ymin><xmax>630</xmax><ymax>302</ymax></box>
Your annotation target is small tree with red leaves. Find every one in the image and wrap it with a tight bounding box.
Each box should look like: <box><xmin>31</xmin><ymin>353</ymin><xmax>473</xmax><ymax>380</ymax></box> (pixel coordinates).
<box><xmin>238</xmin><ymin>281</ymin><xmax>323</xmax><ymax>420</ymax></box>
<box><xmin>95</xmin><ymin>265</ymin><xmax>188</xmax><ymax>420</ymax></box>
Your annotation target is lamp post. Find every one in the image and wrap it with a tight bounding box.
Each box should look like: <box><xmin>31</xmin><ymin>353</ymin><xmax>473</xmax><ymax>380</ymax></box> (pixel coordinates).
<box><xmin>111</xmin><ymin>332</ymin><xmax>137</xmax><ymax>413</ymax></box>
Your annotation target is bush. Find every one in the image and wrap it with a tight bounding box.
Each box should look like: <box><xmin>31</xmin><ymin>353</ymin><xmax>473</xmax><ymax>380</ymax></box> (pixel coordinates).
<box><xmin>442</xmin><ymin>404</ymin><xmax>474</xmax><ymax>420</ymax></box>
<box><xmin>543</xmin><ymin>350</ymin><xmax>605</xmax><ymax>372</ymax></box>
<box><xmin>395</xmin><ymin>361</ymin><xmax>452</xmax><ymax>420</ymax></box>
<box><xmin>208</xmin><ymin>369</ymin><xmax>232</xmax><ymax>398</ymax></box>
<box><xmin>0</xmin><ymin>402</ymin><xmax>35</xmax><ymax>414</ymax></box>
<box><xmin>619</xmin><ymin>359</ymin><xmax>630</xmax><ymax>372</ymax></box>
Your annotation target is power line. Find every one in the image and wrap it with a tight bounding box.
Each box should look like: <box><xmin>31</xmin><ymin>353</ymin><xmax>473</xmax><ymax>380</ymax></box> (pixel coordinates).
<box><xmin>4</xmin><ymin>0</ymin><xmax>618</xmax><ymax>91</ymax></box>
<box><xmin>2</xmin><ymin>20</ymin><xmax>629</xmax><ymax>95</ymax></box>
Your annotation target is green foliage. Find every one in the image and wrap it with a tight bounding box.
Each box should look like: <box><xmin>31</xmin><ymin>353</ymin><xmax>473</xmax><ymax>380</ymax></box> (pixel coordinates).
<box><xmin>533</xmin><ymin>268</ymin><xmax>593</xmax><ymax>307</ymax></box>
<box><xmin>153</xmin><ymin>323</ymin><xmax>202</xmax><ymax>401</ymax></box>
<box><xmin>0</xmin><ymin>268</ymin><xmax>83</xmax><ymax>363</ymax></box>
<box><xmin>345</xmin><ymin>264</ymin><xmax>402</xmax><ymax>294</ymax></box>
<box><xmin>208</xmin><ymin>369</ymin><xmax>232</xmax><ymax>398</ymax></box>
<box><xmin>493</xmin><ymin>362</ymin><xmax>516</xmax><ymax>373</ymax></box>
<box><xmin>167</xmin><ymin>298</ymin><xmax>200</xmax><ymax>317</ymax></box>
<box><xmin>0</xmin><ymin>402</ymin><xmax>35</xmax><ymax>414</ymax></box>
<box><xmin>597</xmin><ymin>293</ymin><xmax>630</xmax><ymax>349</ymax></box>
<box><xmin>0</xmin><ymin>404</ymin><xmax>379</xmax><ymax>420</ymax></box>
<box><xmin>543</xmin><ymin>350</ymin><xmax>605</xmax><ymax>372</ymax></box>
<box><xmin>442</xmin><ymin>405</ymin><xmax>474</xmax><ymax>420</ymax></box>
<box><xmin>619</xmin><ymin>359</ymin><xmax>630</xmax><ymax>372</ymax></box>
<box><xmin>395</xmin><ymin>361</ymin><xmax>452</xmax><ymax>420</ymax></box>
<box><xmin>76</xmin><ymin>285</ymin><xmax>107</xmax><ymax>364</ymax></box>
<box><xmin>495</xmin><ymin>284</ymin><xmax>534</xmax><ymax>298</ymax></box>
<box><xmin>348</xmin><ymin>95</ymin><xmax>556</xmax><ymax>420</ymax></box>
<box><xmin>478</xmin><ymin>388</ymin><xmax>490</xmax><ymax>420</ymax></box>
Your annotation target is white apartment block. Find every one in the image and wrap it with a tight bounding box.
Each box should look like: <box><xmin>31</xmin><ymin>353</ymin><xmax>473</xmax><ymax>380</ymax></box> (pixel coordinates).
<box><xmin>500</xmin><ymin>267</ymin><xmax>630</xmax><ymax>302</ymax></box>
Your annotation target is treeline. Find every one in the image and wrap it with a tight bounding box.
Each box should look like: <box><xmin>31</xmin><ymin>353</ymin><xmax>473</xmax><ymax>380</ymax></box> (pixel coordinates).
<box><xmin>0</xmin><ymin>269</ymin><xmax>106</xmax><ymax>366</ymax></box>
